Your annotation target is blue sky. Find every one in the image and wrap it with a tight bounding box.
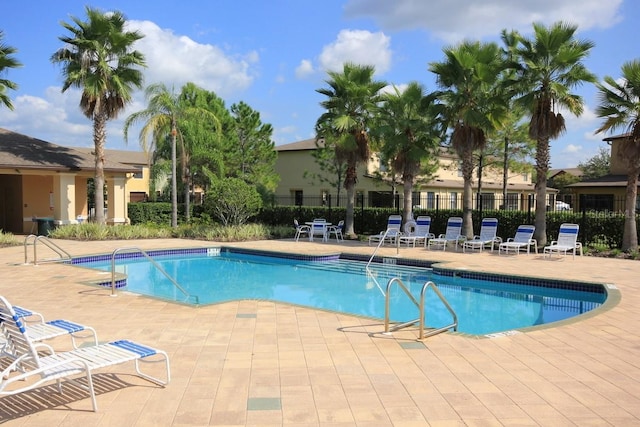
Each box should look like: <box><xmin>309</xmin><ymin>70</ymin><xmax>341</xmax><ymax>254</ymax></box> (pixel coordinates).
<box><xmin>0</xmin><ymin>0</ymin><xmax>636</xmax><ymax>168</ymax></box>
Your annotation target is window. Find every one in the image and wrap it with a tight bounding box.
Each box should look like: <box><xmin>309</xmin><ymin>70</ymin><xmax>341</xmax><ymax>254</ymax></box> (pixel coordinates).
<box><xmin>505</xmin><ymin>193</ymin><xmax>519</xmax><ymax>210</ymax></box>
<box><xmin>426</xmin><ymin>192</ymin><xmax>436</xmax><ymax>209</ymax></box>
<box><xmin>450</xmin><ymin>192</ymin><xmax>458</xmax><ymax>209</ymax></box>
<box><xmin>480</xmin><ymin>193</ymin><xmax>495</xmax><ymax>210</ymax></box>
<box><xmin>321</xmin><ymin>190</ymin><xmax>329</xmax><ymax>206</ymax></box>
<box><xmin>522</xmin><ymin>172</ymin><xmax>529</xmax><ymax>181</ymax></box>
<box><xmin>131</xmin><ymin>168</ymin><xmax>143</xmax><ymax>179</ymax></box>
<box><xmin>457</xmin><ymin>162</ymin><xmax>463</xmax><ymax>177</ymax></box>
<box><xmin>293</xmin><ymin>190</ymin><xmax>303</xmax><ymax>206</ymax></box>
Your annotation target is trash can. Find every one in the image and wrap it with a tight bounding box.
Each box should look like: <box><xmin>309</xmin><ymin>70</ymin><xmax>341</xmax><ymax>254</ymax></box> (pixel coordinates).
<box><xmin>36</xmin><ymin>217</ymin><xmax>55</xmax><ymax>236</ymax></box>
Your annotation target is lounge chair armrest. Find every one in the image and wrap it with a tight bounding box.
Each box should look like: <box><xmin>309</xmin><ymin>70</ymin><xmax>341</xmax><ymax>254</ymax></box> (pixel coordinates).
<box><xmin>494</xmin><ymin>237</ymin><xmax>503</xmax><ymax>243</ymax></box>
<box><xmin>427</xmin><ymin>233</ymin><xmax>435</xmax><ymax>239</ymax></box>
<box><xmin>506</xmin><ymin>237</ymin><xmax>514</xmax><ymax>242</ymax></box>
<box><xmin>438</xmin><ymin>234</ymin><xmax>446</xmax><ymax>238</ymax></box>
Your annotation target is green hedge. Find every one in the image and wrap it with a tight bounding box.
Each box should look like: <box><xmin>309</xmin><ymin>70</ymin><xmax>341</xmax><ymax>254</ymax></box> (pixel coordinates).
<box><xmin>129</xmin><ymin>202</ymin><xmax>636</xmax><ymax>248</ymax></box>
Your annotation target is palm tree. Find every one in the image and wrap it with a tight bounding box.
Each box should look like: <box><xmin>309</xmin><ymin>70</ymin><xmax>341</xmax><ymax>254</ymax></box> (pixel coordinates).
<box><xmin>430</xmin><ymin>41</ymin><xmax>507</xmax><ymax>238</ymax></box>
<box><xmin>0</xmin><ymin>31</ymin><xmax>22</xmax><ymax>110</ymax></box>
<box><xmin>124</xmin><ymin>83</ymin><xmax>220</xmax><ymax>227</ymax></box>
<box><xmin>374</xmin><ymin>82</ymin><xmax>444</xmax><ymax>223</ymax></box>
<box><xmin>595</xmin><ymin>59</ymin><xmax>640</xmax><ymax>251</ymax></box>
<box><xmin>51</xmin><ymin>6</ymin><xmax>146</xmax><ymax>224</ymax></box>
<box><xmin>514</xmin><ymin>21</ymin><xmax>596</xmax><ymax>247</ymax></box>
<box><xmin>315</xmin><ymin>63</ymin><xmax>387</xmax><ymax>238</ymax></box>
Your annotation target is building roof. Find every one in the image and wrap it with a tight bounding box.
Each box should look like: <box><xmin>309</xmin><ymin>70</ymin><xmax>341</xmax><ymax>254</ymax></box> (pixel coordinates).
<box><xmin>72</xmin><ymin>147</ymin><xmax>150</xmax><ymax>166</ymax></box>
<box><xmin>0</xmin><ymin>128</ymin><xmax>137</xmax><ymax>173</ymax></box>
<box><xmin>567</xmin><ymin>174</ymin><xmax>634</xmax><ymax>188</ymax></box>
<box><xmin>549</xmin><ymin>167</ymin><xmax>583</xmax><ymax>179</ymax></box>
<box><xmin>275</xmin><ymin>138</ymin><xmax>324</xmax><ymax>152</ymax></box>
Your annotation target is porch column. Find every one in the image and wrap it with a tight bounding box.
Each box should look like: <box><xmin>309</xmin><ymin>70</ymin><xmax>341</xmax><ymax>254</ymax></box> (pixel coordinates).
<box><xmin>53</xmin><ymin>173</ymin><xmax>77</xmax><ymax>225</ymax></box>
<box><xmin>107</xmin><ymin>176</ymin><xmax>128</xmax><ymax>224</ymax></box>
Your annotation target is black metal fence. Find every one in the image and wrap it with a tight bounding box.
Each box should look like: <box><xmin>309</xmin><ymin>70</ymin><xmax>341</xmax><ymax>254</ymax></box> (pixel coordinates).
<box><xmin>267</xmin><ymin>193</ymin><xmax>638</xmax><ymax>249</ymax></box>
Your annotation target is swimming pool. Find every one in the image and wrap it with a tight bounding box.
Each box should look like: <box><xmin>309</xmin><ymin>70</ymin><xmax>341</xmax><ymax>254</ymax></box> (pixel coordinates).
<box><xmin>75</xmin><ymin>247</ymin><xmax>607</xmax><ymax>336</ymax></box>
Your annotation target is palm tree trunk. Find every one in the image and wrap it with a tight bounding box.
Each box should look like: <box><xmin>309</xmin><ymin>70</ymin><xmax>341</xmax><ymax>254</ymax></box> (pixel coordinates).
<box><xmin>93</xmin><ymin>114</ymin><xmax>107</xmax><ymax>225</ymax></box>
<box><xmin>403</xmin><ymin>179</ymin><xmax>413</xmax><ymax>223</ymax></box>
<box><xmin>622</xmin><ymin>167</ymin><xmax>639</xmax><ymax>251</ymax></box>
<box><xmin>343</xmin><ymin>163</ymin><xmax>357</xmax><ymax>238</ymax></box>
<box><xmin>461</xmin><ymin>152</ymin><xmax>475</xmax><ymax>239</ymax></box>
<box><xmin>170</xmin><ymin>123</ymin><xmax>178</xmax><ymax>228</ymax></box>
<box><xmin>534</xmin><ymin>138</ymin><xmax>550</xmax><ymax>248</ymax></box>
<box><xmin>502</xmin><ymin>137</ymin><xmax>509</xmax><ymax>207</ymax></box>
<box><xmin>184</xmin><ymin>167</ymin><xmax>191</xmax><ymax>222</ymax></box>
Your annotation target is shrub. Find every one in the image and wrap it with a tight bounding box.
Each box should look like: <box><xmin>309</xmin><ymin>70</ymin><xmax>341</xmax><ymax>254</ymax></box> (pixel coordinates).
<box><xmin>203</xmin><ymin>179</ymin><xmax>262</xmax><ymax>226</ymax></box>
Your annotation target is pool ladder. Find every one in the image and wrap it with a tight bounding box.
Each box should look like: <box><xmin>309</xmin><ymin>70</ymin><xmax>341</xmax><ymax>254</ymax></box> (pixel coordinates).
<box><xmin>384</xmin><ymin>278</ymin><xmax>458</xmax><ymax>340</ymax></box>
<box><xmin>110</xmin><ymin>247</ymin><xmax>199</xmax><ymax>304</ymax></box>
<box><xmin>365</xmin><ymin>228</ymin><xmax>401</xmax><ymax>296</ymax></box>
<box><xmin>24</xmin><ymin>234</ymin><xmax>72</xmax><ymax>265</ymax></box>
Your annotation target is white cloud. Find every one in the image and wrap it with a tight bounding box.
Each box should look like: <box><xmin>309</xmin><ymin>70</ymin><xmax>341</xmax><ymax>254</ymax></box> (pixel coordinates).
<box><xmin>318</xmin><ymin>29</ymin><xmax>392</xmax><ymax>74</ymax></box>
<box><xmin>344</xmin><ymin>0</ymin><xmax>623</xmax><ymax>42</ymax></box>
<box><xmin>127</xmin><ymin>20</ymin><xmax>257</xmax><ymax>97</ymax></box>
<box><xmin>295</xmin><ymin>59</ymin><xmax>315</xmax><ymax>79</ymax></box>
<box><xmin>563</xmin><ymin>144</ymin><xmax>582</xmax><ymax>153</ymax></box>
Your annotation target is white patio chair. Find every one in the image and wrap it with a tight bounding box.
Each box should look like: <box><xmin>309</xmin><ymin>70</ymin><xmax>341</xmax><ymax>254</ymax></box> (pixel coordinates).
<box><xmin>428</xmin><ymin>217</ymin><xmax>464</xmax><ymax>251</ymax></box>
<box><xmin>293</xmin><ymin>219</ymin><xmax>310</xmax><ymax>242</ymax></box>
<box><xmin>398</xmin><ymin>216</ymin><xmax>435</xmax><ymax>247</ymax></box>
<box><xmin>368</xmin><ymin>214</ymin><xmax>402</xmax><ymax>246</ymax></box>
<box><xmin>463</xmin><ymin>218</ymin><xmax>501</xmax><ymax>252</ymax></box>
<box><xmin>543</xmin><ymin>223</ymin><xmax>582</xmax><ymax>259</ymax></box>
<box><xmin>0</xmin><ymin>296</ymin><xmax>170</xmax><ymax>412</ymax></box>
<box><xmin>498</xmin><ymin>225</ymin><xmax>537</xmax><ymax>255</ymax></box>
<box><xmin>327</xmin><ymin>220</ymin><xmax>344</xmax><ymax>242</ymax></box>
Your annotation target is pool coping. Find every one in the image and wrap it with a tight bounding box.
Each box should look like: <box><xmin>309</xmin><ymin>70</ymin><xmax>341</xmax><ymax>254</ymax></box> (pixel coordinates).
<box><xmin>66</xmin><ymin>245</ymin><xmax>619</xmax><ymax>338</ymax></box>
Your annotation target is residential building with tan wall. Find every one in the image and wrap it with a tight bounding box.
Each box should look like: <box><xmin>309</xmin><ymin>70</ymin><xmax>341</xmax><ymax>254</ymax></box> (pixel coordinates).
<box><xmin>274</xmin><ymin>138</ymin><xmax>537</xmax><ymax>210</ymax></box>
<box><xmin>0</xmin><ymin>128</ymin><xmax>139</xmax><ymax>234</ymax></box>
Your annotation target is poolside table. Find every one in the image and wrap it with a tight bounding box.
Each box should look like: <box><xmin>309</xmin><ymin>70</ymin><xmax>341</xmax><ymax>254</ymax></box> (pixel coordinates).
<box><xmin>306</xmin><ymin>221</ymin><xmax>331</xmax><ymax>242</ymax></box>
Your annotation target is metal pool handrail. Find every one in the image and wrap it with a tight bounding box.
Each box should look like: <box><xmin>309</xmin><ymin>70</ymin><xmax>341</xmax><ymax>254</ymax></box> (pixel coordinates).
<box><xmin>384</xmin><ymin>278</ymin><xmax>458</xmax><ymax>340</ymax></box>
<box><xmin>365</xmin><ymin>229</ymin><xmax>402</xmax><ymax>296</ymax></box>
<box><xmin>110</xmin><ymin>247</ymin><xmax>198</xmax><ymax>304</ymax></box>
<box><xmin>23</xmin><ymin>234</ymin><xmax>72</xmax><ymax>265</ymax></box>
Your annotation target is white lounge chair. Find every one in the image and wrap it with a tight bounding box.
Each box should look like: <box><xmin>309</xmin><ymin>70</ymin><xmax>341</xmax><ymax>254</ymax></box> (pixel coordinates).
<box><xmin>463</xmin><ymin>218</ymin><xmax>501</xmax><ymax>252</ymax></box>
<box><xmin>327</xmin><ymin>220</ymin><xmax>344</xmax><ymax>242</ymax></box>
<box><xmin>499</xmin><ymin>225</ymin><xmax>537</xmax><ymax>255</ymax></box>
<box><xmin>398</xmin><ymin>216</ymin><xmax>435</xmax><ymax>247</ymax></box>
<box><xmin>0</xmin><ymin>296</ymin><xmax>170</xmax><ymax>412</ymax></box>
<box><xmin>428</xmin><ymin>217</ymin><xmax>464</xmax><ymax>251</ymax></box>
<box><xmin>0</xmin><ymin>305</ymin><xmax>98</xmax><ymax>358</ymax></box>
<box><xmin>543</xmin><ymin>223</ymin><xmax>582</xmax><ymax>259</ymax></box>
<box><xmin>293</xmin><ymin>219</ymin><xmax>310</xmax><ymax>242</ymax></box>
<box><xmin>368</xmin><ymin>214</ymin><xmax>402</xmax><ymax>246</ymax></box>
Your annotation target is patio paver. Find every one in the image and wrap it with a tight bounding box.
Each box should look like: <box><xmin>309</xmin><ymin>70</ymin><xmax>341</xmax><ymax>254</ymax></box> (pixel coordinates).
<box><xmin>0</xmin><ymin>237</ymin><xmax>638</xmax><ymax>426</ymax></box>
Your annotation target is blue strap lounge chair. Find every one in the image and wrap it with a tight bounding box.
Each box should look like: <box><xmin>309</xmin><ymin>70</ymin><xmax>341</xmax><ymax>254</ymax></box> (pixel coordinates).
<box><xmin>428</xmin><ymin>217</ymin><xmax>464</xmax><ymax>251</ymax></box>
<box><xmin>368</xmin><ymin>215</ymin><xmax>402</xmax><ymax>246</ymax></box>
<box><xmin>398</xmin><ymin>216</ymin><xmax>435</xmax><ymax>247</ymax></box>
<box><xmin>0</xmin><ymin>304</ymin><xmax>98</xmax><ymax>358</ymax></box>
<box><xmin>463</xmin><ymin>218</ymin><xmax>501</xmax><ymax>252</ymax></box>
<box><xmin>0</xmin><ymin>296</ymin><xmax>170</xmax><ymax>412</ymax></box>
<box><xmin>543</xmin><ymin>223</ymin><xmax>582</xmax><ymax>259</ymax></box>
<box><xmin>498</xmin><ymin>225</ymin><xmax>537</xmax><ymax>255</ymax></box>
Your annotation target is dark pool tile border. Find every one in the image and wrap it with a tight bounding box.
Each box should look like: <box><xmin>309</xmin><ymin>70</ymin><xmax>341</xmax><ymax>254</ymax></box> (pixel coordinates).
<box><xmin>432</xmin><ymin>266</ymin><xmax>605</xmax><ymax>294</ymax></box>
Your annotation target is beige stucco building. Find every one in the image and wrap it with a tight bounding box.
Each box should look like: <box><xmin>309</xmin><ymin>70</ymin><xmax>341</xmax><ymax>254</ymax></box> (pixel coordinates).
<box><xmin>0</xmin><ymin>128</ymin><xmax>144</xmax><ymax>234</ymax></box>
<box><xmin>567</xmin><ymin>133</ymin><xmax>638</xmax><ymax>211</ymax></box>
<box><xmin>274</xmin><ymin>138</ymin><xmax>536</xmax><ymax>210</ymax></box>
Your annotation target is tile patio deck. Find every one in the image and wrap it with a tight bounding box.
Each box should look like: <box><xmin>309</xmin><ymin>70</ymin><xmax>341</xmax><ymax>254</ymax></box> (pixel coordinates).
<box><xmin>0</xmin><ymin>237</ymin><xmax>639</xmax><ymax>426</ymax></box>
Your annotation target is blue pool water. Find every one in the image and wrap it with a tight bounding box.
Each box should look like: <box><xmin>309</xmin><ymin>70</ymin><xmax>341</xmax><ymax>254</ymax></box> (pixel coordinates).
<box><xmin>78</xmin><ymin>249</ymin><xmax>606</xmax><ymax>335</ymax></box>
